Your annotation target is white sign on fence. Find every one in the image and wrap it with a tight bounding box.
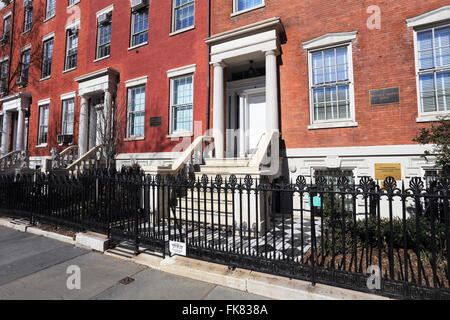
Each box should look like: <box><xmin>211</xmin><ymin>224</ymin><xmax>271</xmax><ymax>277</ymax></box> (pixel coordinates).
<box><xmin>169</xmin><ymin>240</ymin><xmax>186</xmax><ymax>256</ymax></box>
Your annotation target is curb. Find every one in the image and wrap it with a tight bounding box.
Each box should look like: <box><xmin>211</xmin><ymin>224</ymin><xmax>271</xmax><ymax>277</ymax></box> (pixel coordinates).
<box><xmin>105</xmin><ymin>247</ymin><xmax>390</xmax><ymax>300</ymax></box>
<box><xmin>0</xmin><ymin>217</ymin><xmax>390</xmax><ymax>300</ymax></box>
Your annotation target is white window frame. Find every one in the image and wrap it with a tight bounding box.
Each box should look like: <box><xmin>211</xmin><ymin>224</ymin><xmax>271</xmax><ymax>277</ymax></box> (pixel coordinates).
<box><xmin>37</xmin><ymin>101</ymin><xmax>50</xmax><ymax>146</ymax></box>
<box><xmin>20</xmin><ymin>47</ymin><xmax>31</xmax><ymax>87</ymax></box>
<box><xmin>126</xmin><ymin>83</ymin><xmax>146</xmax><ymax>139</ymax></box>
<box><xmin>45</xmin><ymin>0</ymin><xmax>56</xmax><ymax>20</ymax></box>
<box><xmin>41</xmin><ymin>34</ymin><xmax>54</xmax><ymax>79</ymax></box>
<box><xmin>171</xmin><ymin>0</ymin><xmax>195</xmax><ymax>35</ymax></box>
<box><xmin>95</xmin><ymin>6</ymin><xmax>113</xmax><ymax>61</ymax></box>
<box><xmin>23</xmin><ymin>2</ymin><xmax>33</xmax><ymax>33</ymax></box>
<box><xmin>68</xmin><ymin>0</ymin><xmax>80</xmax><ymax>8</ymax></box>
<box><xmin>129</xmin><ymin>5</ymin><xmax>149</xmax><ymax>49</ymax></box>
<box><xmin>64</xmin><ymin>21</ymin><xmax>80</xmax><ymax>72</ymax></box>
<box><xmin>61</xmin><ymin>98</ymin><xmax>75</xmax><ymax>135</ymax></box>
<box><xmin>303</xmin><ymin>32</ymin><xmax>358</xmax><ymax>130</ymax></box>
<box><xmin>0</xmin><ymin>56</ymin><xmax>9</xmax><ymax>94</ymax></box>
<box><xmin>232</xmin><ymin>0</ymin><xmax>265</xmax><ymax>16</ymax></box>
<box><xmin>167</xmin><ymin>65</ymin><xmax>196</xmax><ymax>137</ymax></box>
<box><xmin>410</xmin><ymin>22</ymin><xmax>450</xmax><ymax>121</ymax></box>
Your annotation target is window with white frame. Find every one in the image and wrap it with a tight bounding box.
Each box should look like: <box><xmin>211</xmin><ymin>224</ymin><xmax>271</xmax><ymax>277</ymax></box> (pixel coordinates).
<box><xmin>0</xmin><ymin>59</ymin><xmax>8</xmax><ymax>93</ymax></box>
<box><xmin>234</xmin><ymin>0</ymin><xmax>263</xmax><ymax>13</ymax></box>
<box><xmin>127</xmin><ymin>85</ymin><xmax>146</xmax><ymax>138</ymax></box>
<box><xmin>65</xmin><ymin>27</ymin><xmax>78</xmax><ymax>70</ymax></box>
<box><xmin>170</xmin><ymin>74</ymin><xmax>193</xmax><ymax>133</ymax></box>
<box><xmin>68</xmin><ymin>0</ymin><xmax>80</xmax><ymax>6</ymax></box>
<box><xmin>172</xmin><ymin>0</ymin><xmax>195</xmax><ymax>33</ymax></box>
<box><xmin>61</xmin><ymin>98</ymin><xmax>74</xmax><ymax>135</ymax></box>
<box><xmin>20</xmin><ymin>49</ymin><xmax>30</xmax><ymax>86</ymax></box>
<box><xmin>130</xmin><ymin>5</ymin><xmax>149</xmax><ymax>47</ymax></box>
<box><xmin>42</xmin><ymin>37</ymin><xmax>53</xmax><ymax>78</ymax></box>
<box><xmin>3</xmin><ymin>16</ymin><xmax>11</xmax><ymax>43</ymax></box>
<box><xmin>416</xmin><ymin>25</ymin><xmax>450</xmax><ymax>114</ymax></box>
<box><xmin>23</xmin><ymin>2</ymin><xmax>33</xmax><ymax>32</ymax></box>
<box><xmin>309</xmin><ymin>45</ymin><xmax>353</xmax><ymax>123</ymax></box>
<box><xmin>46</xmin><ymin>0</ymin><xmax>56</xmax><ymax>20</ymax></box>
<box><xmin>96</xmin><ymin>14</ymin><xmax>112</xmax><ymax>59</ymax></box>
<box><xmin>38</xmin><ymin>104</ymin><xmax>49</xmax><ymax>145</ymax></box>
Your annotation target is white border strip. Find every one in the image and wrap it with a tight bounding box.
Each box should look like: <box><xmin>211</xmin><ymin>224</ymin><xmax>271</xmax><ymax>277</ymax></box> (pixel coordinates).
<box><xmin>167</xmin><ymin>64</ymin><xmax>196</xmax><ymax>78</ymax></box>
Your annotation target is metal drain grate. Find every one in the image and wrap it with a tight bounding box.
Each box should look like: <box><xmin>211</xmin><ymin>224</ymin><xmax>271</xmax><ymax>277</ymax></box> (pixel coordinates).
<box><xmin>118</xmin><ymin>277</ymin><xmax>135</xmax><ymax>285</ymax></box>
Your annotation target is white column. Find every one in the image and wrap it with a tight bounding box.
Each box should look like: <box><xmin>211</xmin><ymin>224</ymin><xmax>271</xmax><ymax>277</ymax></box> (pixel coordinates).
<box><xmin>239</xmin><ymin>94</ymin><xmax>246</xmax><ymax>158</ymax></box>
<box><xmin>89</xmin><ymin>104</ymin><xmax>97</xmax><ymax>149</ymax></box>
<box><xmin>96</xmin><ymin>106</ymin><xmax>104</xmax><ymax>147</ymax></box>
<box><xmin>1</xmin><ymin>112</ymin><xmax>10</xmax><ymax>156</ymax></box>
<box><xmin>16</xmin><ymin>108</ymin><xmax>25</xmax><ymax>151</ymax></box>
<box><xmin>104</xmin><ymin>89</ymin><xmax>112</xmax><ymax>143</ymax></box>
<box><xmin>265</xmin><ymin>50</ymin><xmax>279</xmax><ymax>133</ymax></box>
<box><xmin>212</xmin><ymin>62</ymin><xmax>225</xmax><ymax>159</ymax></box>
<box><xmin>78</xmin><ymin>95</ymin><xmax>88</xmax><ymax>157</ymax></box>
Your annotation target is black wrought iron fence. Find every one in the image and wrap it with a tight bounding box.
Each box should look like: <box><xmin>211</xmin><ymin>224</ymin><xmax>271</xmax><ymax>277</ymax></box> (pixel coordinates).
<box><xmin>0</xmin><ymin>169</ymin><xmax>448</xmax><ymax>300</ymax></box>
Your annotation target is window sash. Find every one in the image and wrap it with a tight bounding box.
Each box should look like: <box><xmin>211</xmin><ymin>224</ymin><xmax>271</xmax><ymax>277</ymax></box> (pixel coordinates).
<box><xmin>309</xmin><ymin>45</ymin><xmax>352</xmax><ymax>122</ymax></box>
<box><xmin>24</xmin><ymin>7</ymin><xmax>33</xmax><ymax>32</ymax></box>
<box><xmin>171</xmin><ymin>75</ymin><xmax>193</xmax><ymax>133</ymax></box>
<box><xmin>20</xmin><ymin>50</ymin><xmax>30</xmax><ymax>83</ymax></box>
<box><xmin>127</xmin><ymin>86</ymin><xmax>146</xmax><ymax>137</ymax></box>
<box><xmin>236</xmin><ymin>0</ymin><xmax>263</xmax><ymax>12</ymax></box>
<box><xmin>417</xmin><ymin>25</ymin><xmax>450</xmax><ymax>114</ymax></box>
<box><xmin>0</xmin><ymin>61</ymin><xmax>8</xmax><ymax>92</ymax></box>
<box><xmin>38</xmin><ymin>105</ymin><xmax>49</xmax><ymax>145</ymax></box>
<box><xmin>97</xmin><ymin>23</ymin><xmax>111</xmax><ymax>59</ymax></box>
<box><xmin>173</xmin><ymin>0</ymin><xmax>195</xmax><ymax>32</ymax></box>
<box><xmin>131</xmin><ymin>8</ymin><xmax>149</xmax><ymax>46</ymax></box>
<box><xmin>42</xmin><ymin>39</ymin><xmax>53</xmax><ymax>78</ymax></box>
<box><xmin>46</xmin><ymin>0</ymin><xmax>56</xmax><ymax>19</ymax></box>
<box><xmin>65</xmin><ymin>31</ymin><xmax>78</xmax><ymax>70</ymax></box>
<box><xmin>62</xmin><ymin>99</ymin><xmax>74</xmax><ymax>135</ymax></box>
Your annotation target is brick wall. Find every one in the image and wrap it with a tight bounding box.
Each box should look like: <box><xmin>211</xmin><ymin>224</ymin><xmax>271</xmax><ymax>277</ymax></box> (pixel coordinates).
<box><xmin>211</xmin><ymin>0</ymin><xmax>450</xmax><ymax>150</ymax></box>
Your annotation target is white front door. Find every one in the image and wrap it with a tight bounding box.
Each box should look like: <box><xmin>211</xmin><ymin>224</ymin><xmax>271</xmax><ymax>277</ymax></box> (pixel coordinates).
<box><xmin>246</xmin><ymin>93</ymin><xmax>266</xmax><ymax>154</ymax></box>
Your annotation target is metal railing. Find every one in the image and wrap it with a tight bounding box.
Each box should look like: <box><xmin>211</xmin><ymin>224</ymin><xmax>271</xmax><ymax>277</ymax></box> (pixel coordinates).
<box><xmin>0</xmin><ymin>150</ymin><xmax>28</xmax><ymax>174</ymax></box>
<box><xmin>50</xmin><ymin>145</ymin><xmax>79</xmax><ymax>170</ymax></box>
<box><xmin>0</xmin><ymin>170</ymin><xmax>448</xmax><ymax>300</ymax></box>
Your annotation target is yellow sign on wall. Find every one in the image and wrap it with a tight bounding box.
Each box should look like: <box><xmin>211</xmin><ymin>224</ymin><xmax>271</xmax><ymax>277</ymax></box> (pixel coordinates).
<box><xmin>375</xmin><ymin>163</ymin><xmax>402</xmax><ymax>181</ymax></box>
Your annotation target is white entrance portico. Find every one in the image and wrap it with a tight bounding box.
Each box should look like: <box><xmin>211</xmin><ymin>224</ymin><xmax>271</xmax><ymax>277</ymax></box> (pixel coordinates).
<box><xmin>74</xmin><ymin>68</ymin><xmax>119</xmax><ymax>157</ymax></box>
<box><xmin>0</xmin><ymin>92</ymin><xmax>31</xmax><ymax>157</ymax></box>
<box><xmin>206</xmin><ymin>17</ymin><xmax>284</xmax><ymax>159</ymax></box>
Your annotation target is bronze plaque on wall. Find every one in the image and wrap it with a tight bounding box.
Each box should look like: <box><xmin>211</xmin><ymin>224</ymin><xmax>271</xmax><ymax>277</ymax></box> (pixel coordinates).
<box><xmin>150</xmin><ymin>116</ymin><xmax>162</xmax><ymax>127</ymax></box>
<box><xmin>370</xmin><ymin>87</ymin><xmax>400</xmax><ymax>106</ymax></box>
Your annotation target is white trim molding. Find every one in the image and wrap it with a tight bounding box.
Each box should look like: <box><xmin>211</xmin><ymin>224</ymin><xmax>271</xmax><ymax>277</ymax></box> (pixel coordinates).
<box><xmin>125</xmin><ymin>76</ymin><xmax>148</xmax><ymax>88</ymax></box>
<box><xmin>21</xmin><ymin>44</ymin><xmax>31</xmax><ymax>52</ymax></box>
<box><xmin>65</xmin><ymin>19</ymin><xmax>80</xmax><ymax>30</ymax></box>
<box><xmin>96</xmin><ymin>4</ymin><xmax>114</xmax><ymax>18</ymax></box>
<box><xmin>302</xmin><ymin>31</ymin><xmax>358</xmax><ymax>51</ymax></box>
<box><xmin>167</xmin><ymin>64</ymin><xmax>196</xmax><ymax>78</ymax></box>
<box><xmin>231</xmin><ymin>1</ymin><xmax>265</xmax><ymax>17</ymax></box>
<box><xmin>304</xmin><ymin>33</ymin><xmax>357</xmax><ymax>130</ymax></box>
<box><xmin>3</xmin><ymin>11</ymin><xmax>12</xmax><ymax>20</ymax></box>
<box><xmin>42</xmin><ymin>32</ymin><xmax>55</xmax><ymax>42</ymax></box>
<box><xmin>60</xmin><ymin>91</ymin><xmax>76</xmax><ymax>100</ymax></box>
<box><xmin>406</xmin><ymin>5</ymin><xmax>450</xmax><ymax>28</ymax></box>
<box><xmin>38</xmin><ymin>98</ymin><xmax>51</xmax><ymax>106</ymax></box>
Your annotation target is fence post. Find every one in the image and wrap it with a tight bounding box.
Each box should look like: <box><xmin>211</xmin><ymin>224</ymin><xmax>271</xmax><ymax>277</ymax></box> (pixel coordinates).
<box><xmin>309</xmin><ymin>190</ymin><xmax>316</xmax><ymax>286</ymax></box>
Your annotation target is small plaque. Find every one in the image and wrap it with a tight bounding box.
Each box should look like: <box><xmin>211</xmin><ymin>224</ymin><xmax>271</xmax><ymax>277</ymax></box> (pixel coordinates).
<box><xmin>150</xmin><ymin>116</ymin><xmax>162</xmax><ymax>127</ymax></box>
<box><xmin>169</xmin><ymin>240</ymin><xmax>186</xmax><ymax>256</ymax></box>
<box><xmin>370</xmin><ymin>87</ymin><xmax>400</xmax><ymax>106</ymax></box>
<box><xmin>375</xmin><ymin>163</ymin><xmax>402</xmax><ymax>181</ymax></box>
<box><xmin>308</xmin><ymin>196</ymin><xmax>322</xmax><ymax>207</ymax></box>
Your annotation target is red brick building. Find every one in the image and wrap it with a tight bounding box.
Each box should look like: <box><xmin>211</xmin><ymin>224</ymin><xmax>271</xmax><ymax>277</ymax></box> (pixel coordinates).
<box><xmin>206</xmin><ymin>0</ymin><xmax>450</xmax><ymax>183</ymax></box>
<box><xmin>0</xmin><ymin>0</ymin><xmax>209</xmax><ymax>170</ymax></box>
<box><xmin>0</xmin><ymin>0</ymin><xmax>449</xmax><ymax>184</ymax></box>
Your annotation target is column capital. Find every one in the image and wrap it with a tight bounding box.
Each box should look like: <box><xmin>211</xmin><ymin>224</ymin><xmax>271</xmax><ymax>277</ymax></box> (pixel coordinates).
<box><xmin>265</xmin><ymin>49</ymin><xmax>279</xmax><ymax>57</ymax></box>
<box><xmin>212</xmin><ymin>61</ymin><xmax>226</xmax><ymax>68</ymax></box>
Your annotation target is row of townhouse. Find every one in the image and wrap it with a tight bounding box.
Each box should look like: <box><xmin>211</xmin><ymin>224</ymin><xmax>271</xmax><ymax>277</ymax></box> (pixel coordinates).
<box><xmin>0</xmin><ymin>0</ymin><xmax>449</xmax><ymax>188</ymax></box>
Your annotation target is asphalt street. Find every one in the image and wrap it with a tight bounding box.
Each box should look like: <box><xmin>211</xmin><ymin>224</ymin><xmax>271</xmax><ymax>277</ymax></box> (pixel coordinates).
<box><xmin>0</xmin><ymin>226</ymin><xmax>268</xmax><ymax>300</ymax></box>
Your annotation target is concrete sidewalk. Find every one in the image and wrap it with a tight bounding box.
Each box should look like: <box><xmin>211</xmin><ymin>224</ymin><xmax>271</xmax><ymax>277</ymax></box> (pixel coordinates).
<box><xmin>0</xmin><ymin>226</ymin><xmax>267</xmax><ymax>300</ymax></box>
<box><xmin>0</xmin><ymin>217</ymin><xmax>389</xmax><ymax>300</ymax></box>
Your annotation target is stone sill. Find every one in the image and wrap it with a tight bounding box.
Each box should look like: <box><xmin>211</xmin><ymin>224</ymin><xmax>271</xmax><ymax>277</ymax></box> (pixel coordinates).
<box><xmin>230</xmin><ymin>4</ymin><xmax>266</xmax><ymax>18</ymax></box>
<box><xmin>308</xmin><ymin>121</ymin><xmax>358</xmax><ymax>130</ymax></box>
<box><xmin>169</xmin><ymin>25</ymin><xmax>195</xmax><ymax>37</ymax></box>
